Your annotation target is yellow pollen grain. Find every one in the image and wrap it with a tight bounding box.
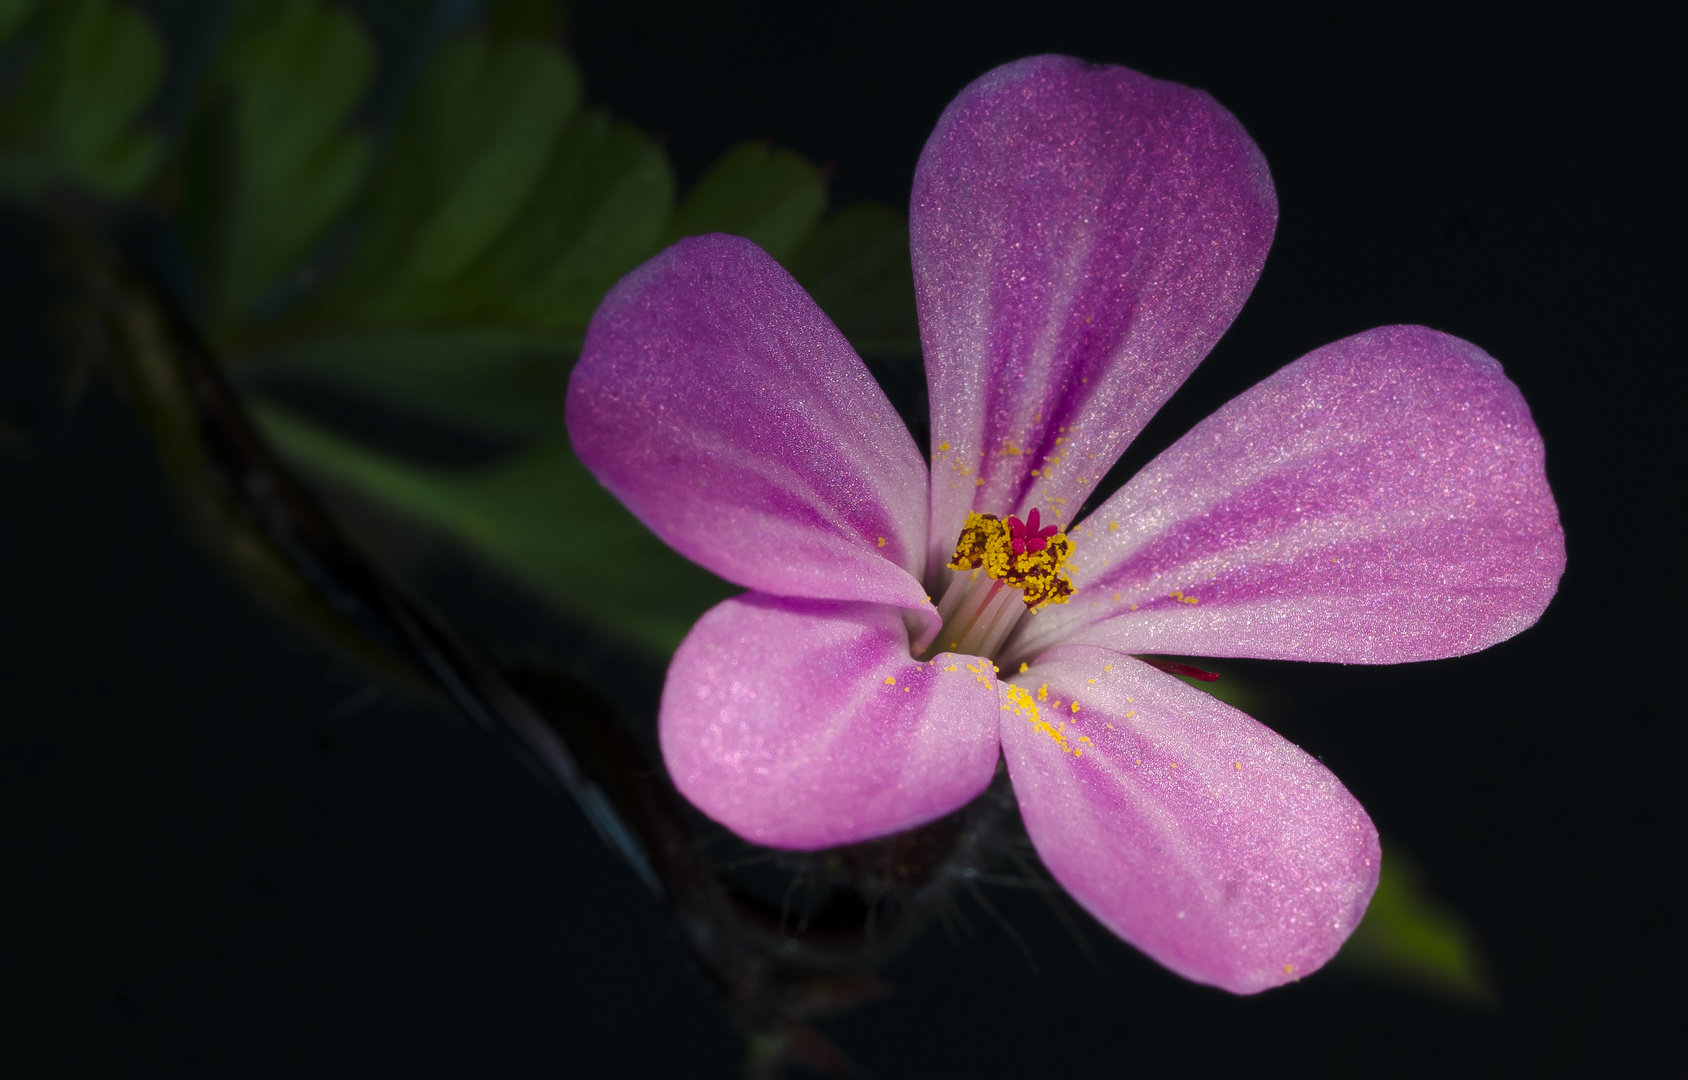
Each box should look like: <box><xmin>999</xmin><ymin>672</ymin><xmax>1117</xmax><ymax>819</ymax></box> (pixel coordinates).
<box><xmin>1283</xmin><ymin>964</ymin><xmax>1295</xmax><ymax>975</ymax></box>
<box><xmin>1108</xmin><ymin>521</ymin><xmax>1118</xmax><ymax>531</ymax></box>
<box><xmin>904</xmin><ymin>687</ymin><xmax>911</xmax><ymax>693</ymax></box>
<box><xmin>877</xmin><ymin>537</ymin><xmax>886</xmax><ymax>547</ymax></box>
<box><xmin>884</xmin><ymin>677</ymin><xmax>896</xmax><ymax>686</ymax></box>
<box><xmin>938</xmin><ymin>442</ymin><xmax>950</xmax><ymax>451</ymax></box>
<box><xmin>1037</xmin><ymin>684</ymin><xmax>1049</xmax><ymax>702</ymax></box>
<box><xmin>993</xmin><ymin>664</ymin><xmax>1001</xmax><ymax>673</ymax></box>
<box><xmin>1071</xmin><ymin>702</ymin><xmax>1080</xmax><ymax>713</ymax></box>
<box><xmin>1086</xmin><ymin>678</ymin><xmax>1096</xmax><ymax>684</ymax></box>
<box><xmin>1104</xmin><ymin>664</ymin><xmax>1113</xmax><ymax>672</ymax></box>
<box><xmin>945</xmin><ymin>664</ymin><xmax>957</xmax><ymax>671</ymax></box>
<box><xmin>1018</xmin><ymin>662</ymin><xmax>1029</xmax><ymax>673</ymax></box>
<box><xmin>1030</xmin><ymin>469</ymin><xmax>1040</xmax><ymax>476</ymax></box>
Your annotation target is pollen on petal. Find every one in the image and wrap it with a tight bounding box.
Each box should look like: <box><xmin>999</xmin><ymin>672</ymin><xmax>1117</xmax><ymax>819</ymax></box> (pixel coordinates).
<box><xmin>1002</xmin><ymin>682</ymin><xmax>1074</xmax><ymax>755</ymax></box>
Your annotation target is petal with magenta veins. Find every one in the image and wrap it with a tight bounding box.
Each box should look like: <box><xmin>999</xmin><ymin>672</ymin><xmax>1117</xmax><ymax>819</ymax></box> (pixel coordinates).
<box><xmin>912</xmin><ymin>54</ymin><xmax>1277</xmax><ymax>570</ymax></box>
<box><xmin>660</xmin><ymin>594</ymin><xmax>1003</xmax><ymax>850</ymax></box>
<box><xmin>569</xmin><ymin>234</ymin><xmax>934</xmax><ymax>621</ymax></box>
<box><xmin>997</xmin><ymin>644</ymin><xmax>1379</xmax><ymax>994</ymax></box>
<box><xmin>1016</xmin><ymin>326</ymin><xmax>1565</xmax><ymax>665</ymax></box>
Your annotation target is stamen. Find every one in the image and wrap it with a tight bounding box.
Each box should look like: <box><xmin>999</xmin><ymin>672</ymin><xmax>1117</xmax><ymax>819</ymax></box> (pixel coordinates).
<box><xmin>923</xmin><ymin>509</ymin><xmax>1075</xmax><ymax>661</ymax></box>
<box><xmin>1139</xmin><ymin>658</ymin><xmax>1221</xmax><ymax>682</ymax></box>
<box><xmin>944</xmin><ymin>511</ymin><xmax>1074</xmax><ymax>613</ymax></box>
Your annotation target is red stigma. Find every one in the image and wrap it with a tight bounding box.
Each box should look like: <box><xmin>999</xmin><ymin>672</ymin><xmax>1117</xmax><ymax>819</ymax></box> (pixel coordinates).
<box><xmin>1007</xmin><ymin>507</ymin><xmax>1059</xmax><ymax>555</ymax></box>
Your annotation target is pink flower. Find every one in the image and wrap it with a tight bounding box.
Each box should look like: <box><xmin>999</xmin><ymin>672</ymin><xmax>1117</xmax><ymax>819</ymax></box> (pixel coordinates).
<box><xmin>566</xmin><ymin>56</ymin><xmax>1563</xmax><ymax>993</ymax></box>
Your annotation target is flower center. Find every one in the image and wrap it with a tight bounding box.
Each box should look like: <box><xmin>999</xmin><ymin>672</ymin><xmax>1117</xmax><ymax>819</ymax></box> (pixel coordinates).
<box><xmin>922</xmin><ymin>508</ymin><xmax>1075</xmax><ymax>660</ymax></box>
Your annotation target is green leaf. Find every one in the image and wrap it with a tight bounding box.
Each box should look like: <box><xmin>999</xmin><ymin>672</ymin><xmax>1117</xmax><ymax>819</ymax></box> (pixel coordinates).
<box><xmin>0</xmin><ymin>0</ymin><xmax>165</xmax><ymax>199</ymax></box>
<box><xmin>319</xmin><ymin>34</ymin><xmax>583</xmax><ymax>322</ymax></box>
<box><xmin>182</xmin><ymin>0</ymin><xmax>376</xmax><ymax>324</ymax></box>
<box><xmin>251</xmin><ymin>400</ymin><xmax>737</xmax><ymax>655</ymax></box>
<box><xmin>464</xmin><ymin>107</ymin><xmax>675</xmax><ymax>334</ymax></box>
<box><xmin>243</xmin><ymin>328</ymin><xmax>577</xmax><ymax>438</ymax></box>
<box><xmin>665</xmin><ymin>140</ymin><xmax>826</xmax><ymax>262</ymax></box>
<box><xmin>1336</xmin><ymin>845</ymin><xmax>1495</xmax><ymax>1003</ymax></box>
<box><xmin>785</xmin><ymin>202</ymin><xmax>920</xmax><ymax>357</ymax></box>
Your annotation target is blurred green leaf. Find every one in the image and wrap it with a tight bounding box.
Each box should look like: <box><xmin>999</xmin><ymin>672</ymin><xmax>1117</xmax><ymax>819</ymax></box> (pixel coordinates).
<box><xmin>318</xmin><ymin>34</ymin><xmax>582</xmax><ymax>322</ymax></box>
<box><xmin>1337</xmin><ymin>845</ymin><xmax>1495</xmax><ymax>1003</ymax></box>
<box><xmin>245</xmin><ymin>328</ymin><xmax>576</xmax><ymax>437</ymax></box>
<box><xmin>251</xmin><ymin>400</ymin><xmax>737</xmax><ymax>655</ymax></box>
<box><xmin>0</xmin><ymin>0</ymin><xmax>165</xmax><ymax>199</ymax></box>
<box><xmin>465</xmin><ymin>107</ymin><xmax>674</xmax><ymax>334</ymax></box>
<box><xmin>484</xmin><ymin>0</ymin><xmax>571</xmax><ymax>38</ymax></box>
<box><xmin>666</xmin><ymin>140</ymin><xmax>826</xmax><ymax>262</ymax></box>
<box><xmin>180</xmin><ymin>0</ymin><xmax>375</xmax><ymax>324</ymax></box>
<box><xmin>0</xmin><ymin>0</ymin><xmax>36</xmax><ymax>45</ymax></box>
<box><xmin>786</xmin><ymin>202</ymin><xmax>920</xmax><ymax>357</ymax></box>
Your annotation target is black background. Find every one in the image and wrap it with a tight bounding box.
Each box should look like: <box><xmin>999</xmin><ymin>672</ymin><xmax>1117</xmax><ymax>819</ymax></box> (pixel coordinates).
<box><xmin>2</xmin><ymin>1</ymin><xmax>1679</xmax><ymax>1076</ymax></box>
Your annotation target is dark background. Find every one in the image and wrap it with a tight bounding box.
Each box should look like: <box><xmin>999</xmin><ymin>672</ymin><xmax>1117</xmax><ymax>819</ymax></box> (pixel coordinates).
<box><xmin>2</xmin><ymin>1</ymin><xmax>1679</xmax><ymax>1076</ymax></box>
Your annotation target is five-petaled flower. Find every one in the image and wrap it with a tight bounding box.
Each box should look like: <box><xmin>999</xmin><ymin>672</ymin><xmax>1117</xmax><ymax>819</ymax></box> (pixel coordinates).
<box><xmin>567</xmin><ymin>56</ymin><xmax>1563</xmax><ymax>993</ymax></box>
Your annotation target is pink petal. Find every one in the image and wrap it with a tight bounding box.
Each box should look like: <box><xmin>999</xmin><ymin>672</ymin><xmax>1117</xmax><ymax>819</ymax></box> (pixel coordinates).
<box><xmin>1015</xmin><ymin>326</ymin><xmax>1565</xmax><ymax>664</ymax></box>
<box><xmin>998</xmin><ymin>644</ymin><xmax>1379</xmax><ymax>993</ymax></box>
<box><xmin>660</xmin><ymin>594</ymin><xmax>1003</xmax><ymax>850</ymax></box>
<box><xmin>913</xmin><ymin>55</ymin><xmax>1277</xmax><ymax>569</ymax></box>
<box><xmin>569</xmin><ymin>234</ymin><xmax>935</xmax><ymax>626</ymax></box>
